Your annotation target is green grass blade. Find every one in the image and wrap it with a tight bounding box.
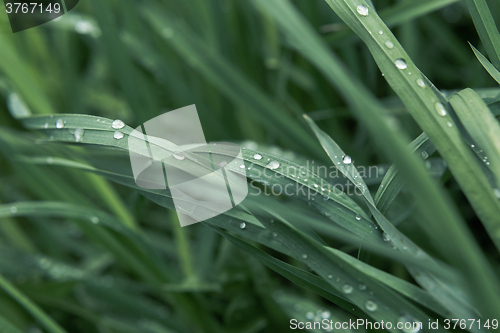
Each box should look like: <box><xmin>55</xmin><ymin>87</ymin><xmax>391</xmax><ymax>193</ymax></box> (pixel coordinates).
<box><xmin>325</xmin><ymin>0</ymin><xmax>460</xmax><ymax>45</ymax></box>
<box><xmin>303</xmin><ymin>115</ymin><xmax>478</xmax><ymax>321</ymax></box>
<box><xmin>374</xmin><ymin>133</ymin><xmax>435</xmax><ymax>215</ymax></box>
<box><xmin>0</xmin><ymin>274</ymin><xmax>67</xmax><ymax>333</ymax></box>
<box><xmin>465</xmin><ymin>0</ymin><xmax>500</xmax><ymax>70</ymax></box>
<box><xmin>449</xmin><ymin>88</ymin><xmax>500</xmax><ymax>188</ymax></box>
<box><xmin>253</xmin><ymin>0</ymin><xmax>500</xmax><ymax>321</ymax></box>
<box><xmin>470</xmin><ymin>43</ymin><xmax>500</xmax><ymax>85</ymax></box>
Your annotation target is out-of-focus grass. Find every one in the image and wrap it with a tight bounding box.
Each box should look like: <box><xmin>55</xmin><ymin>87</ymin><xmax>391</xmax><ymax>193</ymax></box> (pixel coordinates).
<box><xmin>0</xmin><ymin>0</ymin><xmax>499</xmax><ymax>332</ymax></box>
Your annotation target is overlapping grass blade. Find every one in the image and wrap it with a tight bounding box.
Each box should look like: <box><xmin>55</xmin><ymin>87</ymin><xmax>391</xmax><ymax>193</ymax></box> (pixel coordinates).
<box><xmin>252</xmin><ymin>0</ymin><xmax>500</xmax><ymax>321</ymax></box>
<box><xmin>470</xmin><ymin>44</ymin><xmax>500</xmax><ymax>84</ymax></box>
<box><xmin>465</xmin><ymin>0</ymin><xmax>500</xmax><ymax>70</ymax></box>
<box><xmin>449</xmin><ymin>88</ymin><xmax>500</xmax><ymax>188</ymax></box>
<box><xmin>304</xmin><ymin>115</ymin><xmax>478</xmax><ymax>322</ymax></box>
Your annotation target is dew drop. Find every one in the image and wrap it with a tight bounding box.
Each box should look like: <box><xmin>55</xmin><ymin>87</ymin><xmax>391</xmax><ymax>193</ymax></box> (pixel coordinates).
<box><xmin>253</xmin><ymin>153</ymin><xmax>262</xmax><ymax>160</ymax></box>
<box><xmin>416</xmin><ymin>78</ymin><xmax>426</xmax><ymax>88</ymax></box>
<box><xmin>342</xmin><ymin>284</ymin><xmax>353</xmax><ymax>294</ymax></box>
<box><xmin>385</xmin><ymin>40</ymin><xmax>394</xmax><ymax>49</ymax></box>
<box><xmin>173</xmin><ymin>152</ymin><xmax>185</xmax><ymax>160</ymax></box>
<box><xmin>91</xmin><ymin>216</ymin><xmax>99</xmax><ymax>224</ymax></box>
<box><xmin>343</xmin><ymin>155</ymin><xmax>352</xmax><ymax>164</ymax></box>
<box><xmin>56</xmin><ymin>119</ymin><xmax>64</xmax><ymax>129</ymax></box>
<box><xmin>301</xmin><ymin>253</ymin><xmax>308</xmax><ymax>259</ymax></box>
<box><xmin>378</xmin><ymin>30</ymin><xmax>384</xmax><ymax>35</ymax></box>
<box><xmin>113</xmin><ymin>131</ymin><xmax>124</xmax><ymax>140</ymax></box>
<box><xmin>420</xmin><ymin>151</ymin><xmax>429</xmax><ymax>159</ymax></box>
<box><xmin>74</xmin><ymin>128</ymin><xmax>84</xmax><ymax>142</ymax></box>
<box><xmin>365</xmin><ymin>300</ymin><xmax>377</xmax><ymax>311</ymax></box>
<box><xmin>494</xmin><ymin>188</ymin><xmax>500</xmax><ymax>199</ymax></box>
<box><xmin>327</xmin><ymin>274</ymin><xmax>333</xmax><ymax>279</ymax></box>
<box><xmin>239</xmin><ymin>164</ymin><xmax>245</xmax><ymax>169</ymax></box>
<box><xmin>395</xmin><ymin>58</ymin><xmax>407</xmax><ymax>69</ymax></box>
<box><xmin>272</xmin><ymin>232</ymin><xmax>278</xmax><ymax>237</ymax></box>
<box><xmin>355</xmin><ymin>214</ymin><xmax>361</xmax><ymax>221</ymax></box>
<box><xmin>306</xmin><ymin>312</ymin><xmax>314</xmax><ymax>320</ymax></box>
<box><xmin>265</xmin><ymin>161</ymin><xmax>280</xmax><ymax>170</ymax></box>
<box><xmin>43</xmin><ymin>122</ymin><xmax>48</xmax><ymax>129</ymax></box>
<box><xmin>359</xmin><ymin>284</ymin><xmax>367</xmax><ymax>291</ymax></box>
<box><xmin>112</xmin><ymin>119</ymin><xmax>125</xmax><ymax>129</ymax></box>
<box><xmin>434</xmin><ymin>102</ymin><xmax>447</xmax><ymax>116</ymax></box>
<box><xmin>447</xmin><ymin>121</ymin><xmax>453</xmax><ymax>127</ymax></box>
<box><xmin>239</xmin><ymin>222</ymin><xmax>246</xmax><ymax>229</ymax></box>
<box><xmin>383</xmin><ymin>232</ymin><xmax>391</xmax><ymax>242</ymax></box>
<box><xmin>313</xmin><ymin>184</ymin><xmax>319</xmax><ymax>188</ymax></box>
<box><xmin>10</xmin><ymin>206</ymin><xmax>17</xmax><ymax>214</ymax></box>
<box><xmin>356</xmin><ymin>4</ymin><xmax>369</xmax><ymax>16</ymax></box>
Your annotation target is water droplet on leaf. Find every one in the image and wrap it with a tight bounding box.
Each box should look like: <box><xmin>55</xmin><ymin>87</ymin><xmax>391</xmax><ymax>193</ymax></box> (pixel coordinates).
<box><xmin>434</xmin><ymin>102</ymin><xmax>447</xmax><ymax>116</ymax></box>
<box><xmin>266</xmin><ymin>161</ymin><xmax>280</xmax><ymax>170</ymax></box>
<box><xmin>113</xmin><ymin>131</ymin><xmax>124</xmax><ymax>139</ymax></box>
<box><xmin>112</xmin><ymin>119</ymin><xmax>125</xmax><ymax>129</ymax></box>
<box><xmin>342</xmin><ymin>284</ymin><xmax>353</xmax><ymax>294</ymax></box>
<box><xmin>56</xmin><ymin>119</ymin><xmax>64</xmax><ymax>128</ymax></box>
<box><xmin>395</xmin><ymin>58</ymin><xmax>407</xmax><ymax>69</ymax></box>
<box><xmin>365</xmin><ymin>300</ymin><xmax>377</xmax><ymax>311</ymax></box>
<box><xmin>74</xmin><ymin>128</ymin><xmax>84</xmax><ymax>142</ymax></box>
<box><xmin>356</xmin><ymin>4</ymin><xmax>369</xmax><ymax>16</ymax></box>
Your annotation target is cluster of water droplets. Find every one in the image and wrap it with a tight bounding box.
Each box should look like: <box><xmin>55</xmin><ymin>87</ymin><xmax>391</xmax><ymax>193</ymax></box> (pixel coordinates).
<box><xmin>353</xmin><ymin>4</ymin><xmax>432</xmax><ymax>92</ymax></box>
<box><xmin>112</xmin><ymin>119</ymin><xmax>125</xmax><ymax>140</ymax></box>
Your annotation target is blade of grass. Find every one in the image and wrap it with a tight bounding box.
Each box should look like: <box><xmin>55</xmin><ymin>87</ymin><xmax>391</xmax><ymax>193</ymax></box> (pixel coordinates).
<box><xmin>252</xmin><ymin>0</ymin><xmax>500</xmax><ymax>321</ymax></box>
<box><xmin>449</xmin><ymin>88</ymin><xmax>500</xmax><ymax>187</ymax></box>
<box><xmin>465</xmin><ymin>0</ymin><xmax>500</xmax><ymax>70</ymax></box>
<box><xmin>0</xmin><ymin>274</ymin><xmax>67</xmax><ymax>333</ymax></box>
<box><xmin>470</xmin><ymin>43</ymin><xmax>500</xmax><ymax>85</ymax></box>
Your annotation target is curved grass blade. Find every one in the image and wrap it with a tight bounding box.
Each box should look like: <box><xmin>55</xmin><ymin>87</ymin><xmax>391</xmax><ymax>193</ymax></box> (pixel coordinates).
<box><xmin>470</xmin><ymin>43</ymin><xmax>500</xmax><ymax>85</ymax></box>
<box><xmin>374</xmin><ymin>133</ymin><xmax>436</xmax><ymax>215</ymax></box>
<box><xmin>258</xmin><ymin>215</ymin><xmax>447</xmax><ymax>332</ymax></box>
<box><xmin>0</xmin><ymin>274</ymin><xmax>67</xmax><ymax>333</ymax></box>
<box><xmin>19</xmin><ymin>114</ymin><xmax>384</xmax><ymax>245</ymax></box>
<box><xmin>449</xmin><ymin>88</ymin><xmax>500</xmax><ymax>190</ymax></box>
<box><xmin>303</xmin><ymin>114</ymin><xmax>478</xmax><ymax>322</ymax></box>
<box><xmin>465</xmin><ymin>0</ymin><xmax>500</xmax><ymax>70</ymax></box>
